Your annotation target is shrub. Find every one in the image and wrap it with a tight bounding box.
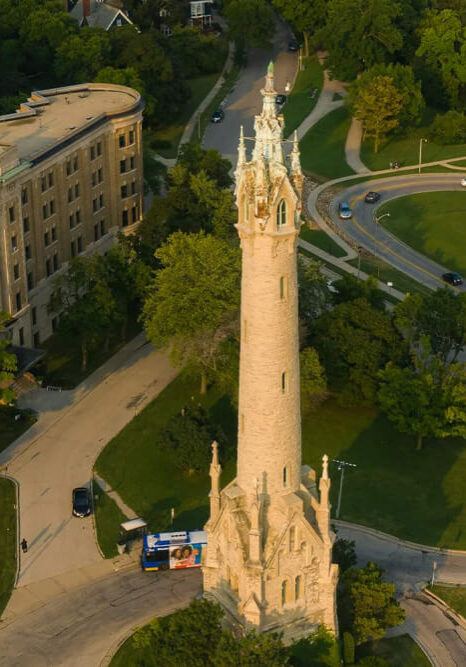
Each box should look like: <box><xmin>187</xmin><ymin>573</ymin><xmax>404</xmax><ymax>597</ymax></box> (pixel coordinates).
<box><xmin>343</xmin><ymin>632</ymin><xmax>355</xmax><ymax>664</ymax></box>
<box><xmin>429</xmin><ymin>111</ymin><xmax>466</xmax><ymax>145</ymax></box>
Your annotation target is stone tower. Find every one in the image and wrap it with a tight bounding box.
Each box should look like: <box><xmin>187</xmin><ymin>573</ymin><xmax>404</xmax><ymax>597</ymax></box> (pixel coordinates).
<box><xmin>202</xmin><ymin>63</ymin><xmax>338</xmax><ymax>639</ymax></box>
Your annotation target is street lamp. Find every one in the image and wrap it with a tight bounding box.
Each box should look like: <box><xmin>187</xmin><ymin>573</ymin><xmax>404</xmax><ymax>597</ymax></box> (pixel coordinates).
<box><xmin>419</xmin><ymin>138</ymin><xmax>427</xmax><ymax>174</ymax></box>
<box><xmin>333</xmin><ymin>459</ymin><xmax>357</xmax><ymax>519</ymax></box>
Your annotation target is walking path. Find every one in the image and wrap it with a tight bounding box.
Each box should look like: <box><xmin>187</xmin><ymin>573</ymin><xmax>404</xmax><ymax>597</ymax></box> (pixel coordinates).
<box><xmin>94</xmin><ymin>473</ymin><xmax>136</xmax><ymax>520</ymax></box>
<box><xmin>345</xmin><ymin>118</ymin><xmax>370</xmax><ymax>173</ymax></box>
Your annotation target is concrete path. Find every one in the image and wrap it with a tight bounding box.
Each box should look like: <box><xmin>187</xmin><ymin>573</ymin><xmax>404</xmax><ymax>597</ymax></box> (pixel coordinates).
<box><xmin>1</xmin><ymin>334</ymin><xmax>178</xmax><ymax>594</ymax></box>
<box><xmin>345</xmin><ymin>118</ymin><xmax>370</xmax><ymax>173</ymax></box>
<box><xmin>94</xmin><ymin>473</ymin><xmax>136</xmax><ymax>520</ymax></box>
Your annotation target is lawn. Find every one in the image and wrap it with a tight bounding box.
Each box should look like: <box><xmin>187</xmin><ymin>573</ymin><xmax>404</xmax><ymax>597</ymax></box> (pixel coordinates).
<box><xmin>300</xmin><ymin>226</ymin><xmax>347</xmax><ymax>258</ymax></box>
<box><xmin>149</xmin><ymin>72</ymin><xmax>223</xmax><ymax>158</ymax></box>
<box><xmin>0</xmin><ymin>406</ymin><xmax>36</xmax><ymax>454</ymax></box>
<box><xmin>93</xmin><ymin>482</ymin><xmax>127</xmax><ymax>559</ymax></box>
<box><xmin>0</xmin><ymin>479</ymin><xmax>17</xmax><ymax>618</ymax></box>
<box><xmin>95</xmin><ymin>373</ymin><xmax>466</xmax><ymax>551</ymax></box>
<box><xmin>347</xmin><ymin>255</ymin><xmax>431</xmax><ymax>297</ymax></box>
<box><xmin>430</xmin><ymin>585</ymin><xmax>466</xmax><ymax>617</ymax></box>
<box><xmin>283</xmin><ymin>56</ymin><xmax>323</xmax><ymax>138</ymax></box>
<box><xmin>377</xmin><ymin>191</ymin><xmax>466</xmax><ymax>275</ymax></box>
<box><xmin>359</xmin><ymin>634</ymin><xmax>430</xmax><ymax>666</ymax></box>
<box><xmin>299</xmin><ymin>106</ymin><xmax>355</xmax><ymax>179</ymax></box>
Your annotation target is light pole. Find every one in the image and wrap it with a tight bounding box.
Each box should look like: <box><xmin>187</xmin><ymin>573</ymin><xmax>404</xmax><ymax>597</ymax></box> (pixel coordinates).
<box><xmin>419</xmin><ymin>138</ymin><xmax>427</xmax><ymax>174</ymax></box>
<box><xmin>333</xmin><ymin>459</ymin><xmax>357</xmax><ymax>519</ymax></box>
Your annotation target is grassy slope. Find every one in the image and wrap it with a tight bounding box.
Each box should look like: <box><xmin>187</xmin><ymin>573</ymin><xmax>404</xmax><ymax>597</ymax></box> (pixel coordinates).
<box><xmin>283</xmin><ymin>56</ymin><xmax>323</xmax><ymax>138</ymax></box>
<box><xmin>359</xmin><ymin>634</ymin><xmax>430</xmax><ymax>666</ymax></box>
<box><xmin>377</xmin><ymin>191</ymin><xmax>466</xmax><ymax>275</ymax></box>
<box><xmin>300</xmin><ymin>226</ymin><xmax>347</xmax><ymax>258</ymax></box>
<box><xmin>0</xmin><ymin>406</ymin><xmax>36</xmax><ymax>454</ymax></box>
<box><xmin>0</xmin><ymin>479</ymin><xmax>17</xmax><ymax>618</ymax></box>
<box><xmin>347</xmin><ymin>256</ymin><xmax>431</xmax><ymax>297</ymax></box>
<box><xmin>299</xmin><ymin>106</ymin><xmax>355</xmax><ymax>179</ymax></box>
<box><xmin>430</xmin><ymin>585</ymin><xmax>466</xmax><ymax>617</ymax></box>
<box><xmin>93</xmin><ymin>484</ymin><xmax>128</xmax><ymax>559</ymax></box>
<box><xmin>96</xmin><ymin>373</ymin><xmax>466</xmax><ymax>550</ymax></box>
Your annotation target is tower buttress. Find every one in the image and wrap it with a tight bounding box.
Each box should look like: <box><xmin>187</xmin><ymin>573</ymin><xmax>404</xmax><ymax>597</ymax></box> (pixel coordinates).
<box><xmin>208</xmin><ymin>441</ymin><xmax>221</xmax><ymax>522</ymax></box>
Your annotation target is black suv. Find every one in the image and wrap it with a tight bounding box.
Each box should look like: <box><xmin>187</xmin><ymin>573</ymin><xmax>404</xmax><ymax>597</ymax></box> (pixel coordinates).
<box><xmin>72</xmin><ymin>487</ymin><xmax>91</xmax><ymax>517</ymax></box>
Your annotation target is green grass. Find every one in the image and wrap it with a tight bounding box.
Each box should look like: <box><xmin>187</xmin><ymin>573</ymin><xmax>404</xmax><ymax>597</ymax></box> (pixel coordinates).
<box><xmin>300</xmin><ymin>226</ymin><xmax>347</xmax><ymax>257</ymax></box>
<box><xmin>299</xmin><ymin>107</ymin><xmax>355</xmax><ymax>179</ymax></box>
<box><xmin>377</xmin><ymin>191</ymin><xmax>466</xmax><ymax>275</ymax></box>
<box><xmin>359</xmin><ymin>634</ymin><xmax>430</xmax><ymax>666</ymax></box>
<box><xmin>149</xmin><ymin>72</ymin><xmax>223</xmax><ymax>158</ymax></box>
<box><xmin>0</xmin><ymin>406</ymin><xmax>36</xmax><ymax>454</ymax></box>
<box><xmin>347</xmin><ymin>256</ymin><xmax>431</xmax><ymax>297</ymax></box>
<box><xmin>93</xmin><ymin>483</ymin><xmax>128</xmax><ymax>559</ymax></box>
<box><xmin>283</xmin><ymin>56</ymin><xmax>323</xmax><ymax>138</ymax></box>
<box><xmin>430</xmin><ymin>585</ymin><xmax>466</xmax><ymax>617</ymax></box>
<box><xmin>0</xmin><ymin>478</ymin><xmax>17</xmax><ymax>618</ymax></box>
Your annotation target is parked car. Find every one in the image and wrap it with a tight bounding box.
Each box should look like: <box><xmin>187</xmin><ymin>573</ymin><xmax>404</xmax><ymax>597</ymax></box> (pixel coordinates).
<box><xmin>338</xmin><ymin>201</ymin><xmax>352</xmax><ymax>219</ymax></box>
<box><xmin>210</xmin><ymin>109</ymin><xmax>224</xmax><ymax>123</ymax></box>
<box><xmin>275</xmin><ymin>94</ymin><xmax>287</xmax><ymax>106</ymax></box>
<box><xmin>461</xmin><ymin>177</ymin><xmax>466</xmax><ymax>187</ymax></box>
<box><xmin>288</xmin><ymin>40</ymin><xmax>299</xmax><ymax>52</ymax></box>
<box><xmin>442</xmin><ymin>272</ymin><xmax>463</xmax><ymax>286</ymax></box>
<box><xmin>72</xmin><ymin>487</ymin><xmax>91</xmax><ymax>517</ymax></box>
<box><xmin>364</xmin><ymin>191</ymin><xmax>381</xmax><ymax>203</ymax></box>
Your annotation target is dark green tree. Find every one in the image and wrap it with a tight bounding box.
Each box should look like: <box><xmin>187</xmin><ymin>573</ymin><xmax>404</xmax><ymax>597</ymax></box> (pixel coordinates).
<box><xmin>298</xmin><ymin>258</ymin><xmax>333</xmax><ymax>327</ymax></box>
<box><xmin>332</xmin><ymin>538</ymin><xmax>357</xmax><ymax>572</ymax></box>
<box><xmin>0</xmin><ymin>312</ymin><xmax>17</xmax><ymax>403</ymax></box>
<box><xmin>272</xmin><ymin>0</ymin><xmax>329</xmax><ymax>56</ymax></box>
<box><xmin>300</xmin><ymin>347</ymin><xmax>328</xmax><ymax>410</ymax></box>
<box><xmin>224</xmin><ymin>0</ymin><xmax>275</xmax><ymax>49</ymax></box>
<box><xmin>54</xmin><ymin>27</ymin><xmax>111</xmax><ymax>82</ymax></box>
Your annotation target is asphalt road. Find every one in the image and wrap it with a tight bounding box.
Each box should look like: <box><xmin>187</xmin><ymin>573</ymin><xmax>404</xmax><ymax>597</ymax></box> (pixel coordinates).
<box><xmin>0</xmin><ymin>567</ymin><xmax>202</xmax><ymax>667</ymax></box>
<box><xmin>330</xmin><ymin>173</ymin><xmax>466</xmax><ymax>291</ymax></box>
<box><xmin>203</xmin><ymin>19</ymin><xmax>298</xmax><ymax>167</ymax></box>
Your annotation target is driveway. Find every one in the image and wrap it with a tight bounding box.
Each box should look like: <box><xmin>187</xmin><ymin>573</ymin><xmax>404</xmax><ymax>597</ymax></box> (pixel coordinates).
<box><xmin>203</xmin><ymin>19</ymin><xmax>298</xmax><ymax>166</ymax></box>
<box><xmin>1</xmin><ymin>335</ymin><xmax>177</xmax><ymax>591</ymax></box>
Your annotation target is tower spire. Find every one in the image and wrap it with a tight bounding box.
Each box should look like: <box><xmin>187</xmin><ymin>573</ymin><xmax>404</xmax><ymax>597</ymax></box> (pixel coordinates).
<box><xmin>237</xmin><ymin>125</ymin><xmax>246</xmax><ymax>167</ymax></box>
<box><xmin>209</xmin><ymin>441</ymin><xmax>222</xmax><ymax>522</ymax></box>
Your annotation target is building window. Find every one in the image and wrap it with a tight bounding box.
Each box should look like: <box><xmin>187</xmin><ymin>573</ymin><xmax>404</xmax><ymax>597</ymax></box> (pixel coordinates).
<box><xmin>281</xmin><ymin>580</ymin><xmax>289</xmax><ymax>607</ymax></box>
<box><xmin>50</xmin><ymin>199</ymin><xmax>55</xmax><ymax>215</ymax></box>
<box><xmin>129</xmin><ymin>129</ymin><xmax>134</xmax><ymax>145</ymax></box>
<box><xmin>73</xmin><ymin>156</ymin><xmax>79</xmax><ymax>171</ymax></box>
<box><xmin>41</xmin><ymin>176</ymin><xmax>46</xmax><ymax>192</ymax></box>
<box><xmin>122</xmin><ymin>210</ymin><xmax>128</xmax><ymax>227</ymax></box>
<box><xmin>99</xmin><ymin>193</ymin><xmax>104</xmax><ymax>208</ymax></box>
<box><xmin>97</xmin><ymin>141</ymin><xmax>102</xmax><ymax>156</ymax></box>
<box><xmin>23</xmin><ymin>217</ymin><xmax>30</xmax><ymax>234</ymax></box>
<box><xmin>11</xmin><ymin>235</ymin><xmax>17</xmax><ymax>251</ymax></box>
<box><xmin>66</xmin><ymin>160</ymin><xmax>71</xmax><ymax>176</ymax></box>
<box><xmin>32</xmin><ymin>307</ymin><xmax>37</xmax><ymax>326</ymax></box>
<box><xmin>21</xmin><ymin>189</ymin><xmax>28</xmax><ymax>205</ymax></box>
<box><xmin>100</xmin><ymin>219</ymin><xmax>105</xmax><ymax>236</ymax></box>
<box><xmin>9</xmin><ymin>206</ymin><xmax>15</xmax><ymax>223</ymax></box>
<box><xmin>48</xmin><ymin>172</ymin><xmax>54</xmax><ymax>188</ymax></box>
<box><xmin>119</xmin><ymin>134</ymin><xmax>126</xmax><ymax>148</ymax></box>
<box><xmin>70</xmin><ymin>240</ymin><xmax>76</xmax><ymax>258</ymax></box>
<box><xmin>13</xmin><ymin>264</ymin><xmax>19</xmax><ymax>280</ymax></box>
<box><xmin>69</xmin><ymin>213</ymin><xmax>75</xmax><ymax>229</ymax></box>
<box><xmin>16</xmin><ymin>292</ymin><xmax>22</xmax><ymax>312</ymax></box>
<box><xmin>283</xmin><ymin>466</ymin><xmax>288</xmax><ymax>487</ymax></box>
<box><xmin>76</xmin><ymin>209</ymin><xmax>81</xmax><ymax>224</ymax></box>
<box><xmin>281</xmin><ymin>371</ymin><xmax>287</xmax><ymax>393</ymax></box>
<box><xmin>120</xmin><ymin>159</ymin><xmax>126</xmax><ymax>174</ymax></box>
<box><xmin>42</xmin><ymin>204</ymin><xmax>48</xmax><ymax>219</ymax></box>
<box><xmin>19</xmin><ymin>327</ymin><xmax>24</xmax><ymax>346</ymax></box>
<box><xmin>277</xmin><ymin>199</ymin><xmax>286</xmax><ymax>228</ymax></box>
<box><xmin>132</xmin><ymin>204</ymin><xmax>138</xmax><ymax>223</ymax></box>
<box><xmin>77</xmin><ymin>236</ymin><xmax>82</xmax><ymax>253</ymax></box>
<box><xmin>280</xmin><ymin>276</ymin><xmax>285</xmax><ymax>299</ymax></box>
<box><xmin>67</xmin><ymin>187</ymin><xmax>72</xmax><ymax>203</ymax></box>
<box><xmin>295</xmin><ymin>575</ymin><xmax>302</xmax><ymax>600</ymax></box>
<box><xmin>27</xmin><ymin>272</ymin><xmax>34</xmax><ymax>291</ymax></box>
<box><xmin>90</xmin><ymin>145</ymin><xmax>95</xmax><ymax>160</ymax></box>
<box><xmin>98</xmin><ymin>167</ymin><xmax>103</xmax><ymax>183</ymax></box>
<box><xmin>130</xmin><ymin>156</ymin><xmax>135</xmax><ymax>170</ymax></box>
<box><xmin>44</xmin><ymin>232</ymin><xmax>50</xmax><ymax>246</ymax></box>
<box><xmin>131</xmin><ymin>181</ymin><xmax>136</xmax><ymax>195</ymax></box>
<box><xmin>92</xmin><ymin>198</ymin><xmax>97</xmax><ymax>212</ymax></box>
<box><xmin>91</xmin><ymin>172</ymin><xmax>96</xmax><ymax>187</ymax></box>
<box><xmin>53</xmin><ymin>253</ymin><xmax>58</xmax><ymax>271</ymax></box>
<box><xmin>74</xmin><ymin>183</ymin><xmax>80</xmax><ymax>198</ymax></box>
<box><xmin>121</xmin><ymin>184</ymin><xmax>128</xmax><ymax>199</ymax></box>
<box><xmin>94</xmin><ymin>224</ymin><xmax>99</xmax><ymax>241</ymax></box>
<box><xmin>33</xmin><ymin>332</ymin><xmax>40</xmax><ymax>348</ymax></box>
<box><xmin>289</xmin><ymin>526</ymin><xmax>296</xmax><ymax>552</ymax></box>
<box><xmin>51</xmin><ymin>226</ymin><xmax>57</xmax><ymax>242</ymax></box>
<box><xmin>25</xmin><ymin>244</ymin><xmax>31</xmax><ymax>260</ymax></box>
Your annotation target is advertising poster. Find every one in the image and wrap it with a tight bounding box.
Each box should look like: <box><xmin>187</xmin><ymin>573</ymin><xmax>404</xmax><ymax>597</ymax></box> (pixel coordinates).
<box><xmin>169</xmin><ymin>542</ymin><xmax>203</xmax><ymax>569</ymax></box>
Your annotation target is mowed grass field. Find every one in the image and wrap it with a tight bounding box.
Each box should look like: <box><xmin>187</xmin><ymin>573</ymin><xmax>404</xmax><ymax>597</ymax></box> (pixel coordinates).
<box><xmin>377</xmin><ymin>191</ymin><xmax>466</xmax><ymax>275</ymax></box>
<box><xmin>299</xmin><ymin>106</ymin><xmax>355</xmax><ymax>179</ymax></box>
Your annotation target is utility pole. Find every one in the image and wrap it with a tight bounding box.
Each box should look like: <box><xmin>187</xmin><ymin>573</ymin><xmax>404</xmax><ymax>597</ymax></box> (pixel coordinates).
<box><xmin>333</xmin><ymin>459</ymin><xmax>357</xmax><ymax>519</ymax></box>
<box><xmin>419</xmin><ymin>138</ymin><xmax>427</xmax><ymax>174</ymax></box>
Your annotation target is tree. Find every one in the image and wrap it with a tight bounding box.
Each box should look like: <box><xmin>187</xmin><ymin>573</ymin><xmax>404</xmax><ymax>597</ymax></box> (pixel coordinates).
<box><xmin>217</xmin><ymin>630</ymin><xmax>289</xmax><ymax>666</ymax></box>
<box><xmin>189</xmin><ymin>170</ymin><xmax>237</xmax><ymax>239</ymax></box>
<box><xmin>54</xmin><ymin>27</ymin><xmax>111</xmax><ymax>82</ymax></box>
<box><xmin>429</xmin><ymin>110</ymin><xmax>466</xmax><ymax>144</ymax></box>
<box><xmin>224</xmin><ymin>0</ymin><xmax>275</xmax><ymax>49</ymax></box>
<box><xmin>142</xmin><ymin>232</ymin><xmax>241</xmax><ymax>393</ymax></box>
<box><xmin>288</xmin><ymin>625</ymin><xmax>339</xmax><ymax>666</ymax></box>
<box><xmin>0</xmin><ymin>312</ymin><xmax>17</xmax><ymax>403</ymax></box>
<box><xmin>332</xmin><ymin>274</ymin><xmax>386</xmax><ymax>311</ymax></box>
<box><xmin>332</xmin><ymin>537</ymin><xmax>357</xmax><ymax>572</ymax></box>
<box><xmin>298</xmin><ymin>258</ymin><xmax>333</xmax><ymax>327</ymax></box>
<box><xmin>340</xmin><ymin>562</ymin><xmax>405</xmax><ymax>645</ymax></box>
<box><xmin>343</xmin><ymin>632</ymin><xmax>355</xmax><ymax>665</ymax></box>
<box><xmin>416</xmin><ymin>9</ymin><xmax>466</xmax><ymax>109</ymax></box>
<box><xmin>272</xmin><ymin>0</ymin><xmax>329</xmax><ymax>56</ymax></box>
<box><xmin>321</xmin><ymin>0</ymin><xmax>403</xmax><ymax>81</ymax></box>
<box><xmin>300</xmin><ymin>347</ymin><xmax>327</xmax><ymax>410</ymax></box>
<box><xmin>348</xmin><ymin>75</ymin><xmax>404</xmax><ymax>152</ymax></box>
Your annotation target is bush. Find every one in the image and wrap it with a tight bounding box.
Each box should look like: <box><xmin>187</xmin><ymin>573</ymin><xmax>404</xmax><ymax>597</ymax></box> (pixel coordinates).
<box><xmin>343</xmin><ymin>632</ymin><xmax>355</xmax><ymax>664</ymax></box>
<box><xmin>429</xmin><ymin>111</ymin><xmax>466</xmax><ymax>145</ymax></box>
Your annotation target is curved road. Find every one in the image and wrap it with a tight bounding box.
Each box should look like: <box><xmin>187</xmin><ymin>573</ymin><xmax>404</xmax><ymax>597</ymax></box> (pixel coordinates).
<box><xmin>330</xmin><ymin>173</ymin><xmax>466</xmax><ymax>291</ymax></box>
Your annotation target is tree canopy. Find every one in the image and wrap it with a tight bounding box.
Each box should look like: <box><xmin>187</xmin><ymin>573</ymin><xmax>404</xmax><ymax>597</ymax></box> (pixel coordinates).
<box><xmin>0</xmin><ymin>312</ymin><xmax>17</xmax><ymax>403</ymax></box>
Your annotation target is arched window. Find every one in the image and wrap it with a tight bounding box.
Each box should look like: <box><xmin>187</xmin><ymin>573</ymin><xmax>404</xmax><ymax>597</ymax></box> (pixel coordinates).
<box><xmin>281</xmin><ymin>579</ymin><xmax>288</xmax><ymax>606</ymax></box>
<box><xmin>289</xmin><ymin>526</ymin><xmax>296</xmax><ymax>551</ymax></box>
<box><xmin>281</xmin><ymin>371</ymin><xmax>287</xmax><ymax>393</ymax></box>
<box><xmin>277</xmin><ymin>199</ymin><xmax>286</xmax><ymax>228</ymax></box>
<box><xmin>295</xmin><ymin>575</ymin><xmax>302</xmax><ymax>600</ymax></box>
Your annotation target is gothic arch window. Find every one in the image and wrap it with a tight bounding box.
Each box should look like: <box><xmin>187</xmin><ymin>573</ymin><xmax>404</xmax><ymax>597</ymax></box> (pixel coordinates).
<box><xmin>283</xmin><ymin>465</ymin><xmax>288</xmax><ymax>487</ymax></box>
<box><xmin>289</xmin><ymin>526</ymin><xmax>296</xmax><ymax>551</ymax></box>
<box><xmin>281</xmin><ymin>371</ymin><xmax>287</xmax><ymax>393</ymax></box>
<box><xmin>281</xmin><ymin>579</ymin><xmax>289</xmax><ymax>606</ymax></box>
<box><xmin>277</xmin><ymin>199</ymin><xmax>286</xmax><ymax>229</ymax></box>
<box><xmin>295</xmin><ymin>575</ymin><xmax>302</xmax><ymax>600</ymax></box>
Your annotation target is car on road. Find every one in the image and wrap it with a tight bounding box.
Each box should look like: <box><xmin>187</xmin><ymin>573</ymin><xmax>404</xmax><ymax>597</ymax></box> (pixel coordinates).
<box><xmin>461</xmin><ymin>177</ymin><xmax>466</xmax><ymax>187</ymax></box>
<box><xmin>288</xmin><ymin>40</ymin><xmax>299</xmax><ymax>52</ymax></box>
<box><xmin>275</xmin><ymin>94</ymin><xmax>287</xmax><ymax>106</ymax></box>
<box><xmin>442</xmin><ymin>272</ymin><xmax>463</xmax><ymax>286</ymax></box>
<box><xmin>364</xmin><ymin>191</ymin><xmax>381</xmax><ymax>203</ymax></box>
<box><xmin>72</xmin><ymin>487</ymin><xmax>91</xmax><ymax>517</ymax></box>
<box><xmin>338</xmin><ymin>201</ymin><xmax>352</xmax><ymax>219</ymax></box>
<box><xmin>210</xmin><ymin>109</ymin><xmax>224</xmax><ymax>124</ymax></box>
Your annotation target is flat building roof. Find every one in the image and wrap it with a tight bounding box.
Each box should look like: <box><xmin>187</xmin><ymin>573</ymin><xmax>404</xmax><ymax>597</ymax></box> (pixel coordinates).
<box><xmin>0</xmin><ymin>83</ymin><xmax>142</xmax><ymax>164</ymax></box>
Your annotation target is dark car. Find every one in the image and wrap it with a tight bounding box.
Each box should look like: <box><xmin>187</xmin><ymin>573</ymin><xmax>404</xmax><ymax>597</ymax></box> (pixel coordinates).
<box><xmin>364</xmin><ymin>191</ymin><xmax>381</xmax><ymax>203</ymax></box>
<box><xmin>275</xmin><ymin>94</ymin><xmax>287</xmax><ymax>106</ymax></box>
<box><xmin>442</xmin><ymin>272</ymin><xmax>463</xmax><ymax>286</ymax></box>
<box><xmin>288</xmin><ymin>40</ymin><xmax>299</xmax><ymax>52</ymax></box>
<box><xmin>210</xmin><ymin>109</ymin><xmax>224</xmax><ymax>123</ymax></box>
<box><xmin>72</xmin><ymin>487</ymin><xmax>91</xmax><ymax>517</ymax></box>
<box><xmin>338</xmin><ymin>201</ymin><xmax>352</xmax><ymax>220</ymax></box>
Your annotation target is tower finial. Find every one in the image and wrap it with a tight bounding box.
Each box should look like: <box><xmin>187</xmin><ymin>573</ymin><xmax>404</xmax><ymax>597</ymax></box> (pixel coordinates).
<box><xmin>322</xmin><ymin>454</ymin><xmax>329</xmax><ymax>480</ymax></box>
<box><xmin>268</xmin><ymin>60</ymin><xmax>274</xmax><ymax>75</ymax></box>
<box><xmin>237</xmin><ymin>125</ymin><xmax>246</xmax><ymax>166</ymax></box>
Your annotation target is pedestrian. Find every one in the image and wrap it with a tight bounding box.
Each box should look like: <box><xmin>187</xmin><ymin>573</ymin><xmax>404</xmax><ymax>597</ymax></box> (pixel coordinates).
<box><xmin>285</xmin><ymin>81</ymin><xmax>291</xmax><ymax>94</ymax></box>
<box><xmin>21</xmin><ymin>538</ymin><xmax>28</xmax><ymax>553</ymax></box>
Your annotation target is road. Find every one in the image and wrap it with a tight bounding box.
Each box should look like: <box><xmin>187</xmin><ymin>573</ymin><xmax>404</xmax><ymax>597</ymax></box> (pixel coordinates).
<box><xmin>0</xmin><ymin>567</ymin><xmax>202</xmax><ymax>667</ymax></box>
<box><xmin>203</xmin><ymin>19</ymin><xmax>298</xmax><ymax>167</ymax></box>
<box><xmin>330</xmin><ymin>173</ymin><xmax>466</xmax><ymax>291</ymax></box>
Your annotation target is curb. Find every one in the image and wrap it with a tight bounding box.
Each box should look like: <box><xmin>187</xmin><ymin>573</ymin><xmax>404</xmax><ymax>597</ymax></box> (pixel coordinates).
<box><xmin>334</xmin><ymin>520</ymin><xmax>466</xmax><ymax>556</ymax></box>
<box><xmin>423</xmin><ymin>588</ymin><xmax>466</xmax><ymax>629</ymax></box>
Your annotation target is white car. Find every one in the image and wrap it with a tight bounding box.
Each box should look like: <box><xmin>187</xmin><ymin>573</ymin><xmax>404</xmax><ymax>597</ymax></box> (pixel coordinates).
<box><xmin>461</xmin><ymin>177</ymin><xmax>466</xmax><ymax>187</ymax></box>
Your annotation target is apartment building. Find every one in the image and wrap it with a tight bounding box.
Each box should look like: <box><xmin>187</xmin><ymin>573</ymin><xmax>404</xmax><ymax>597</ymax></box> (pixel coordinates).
<box><xmin>0</xmin><ymin>83</ymin><xmax>144</xmax><ymax>348</ymax></box>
